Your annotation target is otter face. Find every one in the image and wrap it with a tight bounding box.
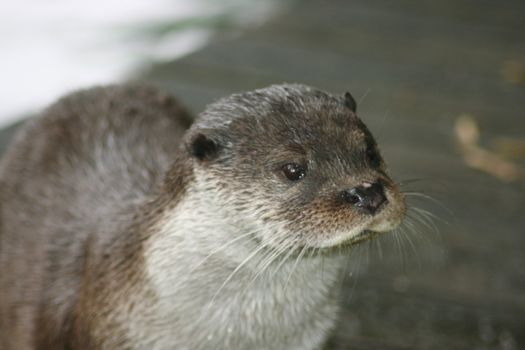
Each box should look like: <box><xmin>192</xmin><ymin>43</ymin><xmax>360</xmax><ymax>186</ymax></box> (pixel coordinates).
<box><xmin>186</xmin><ymin>84</ymin><xmax>405</xmax><ymax>249</ymax></box>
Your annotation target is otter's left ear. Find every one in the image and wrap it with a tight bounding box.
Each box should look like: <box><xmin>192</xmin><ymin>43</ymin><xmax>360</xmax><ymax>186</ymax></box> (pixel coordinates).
<box><xmin>344</xmin><ymin>92</ymin><xmax>357</xmax><ymax>113</ymax></box>
<box><xmin>187</xmin><ymin>132</ymin><xmax>221</xmax><ymax>162</ymax></box>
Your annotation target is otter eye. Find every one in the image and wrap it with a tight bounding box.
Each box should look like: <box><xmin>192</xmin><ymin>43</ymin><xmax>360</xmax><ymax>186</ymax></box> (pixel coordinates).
<box><xmin>366</xmin><ymin>148</ymin><xmax>381</xmax><ymax>168</ymax></box>
<box><xmin>282</xmin><ymin>163</ymin><xmax>306</xmax><ymax>181</ymax></box>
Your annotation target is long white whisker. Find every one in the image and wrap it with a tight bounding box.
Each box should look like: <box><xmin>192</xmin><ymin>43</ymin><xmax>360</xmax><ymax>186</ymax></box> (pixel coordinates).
<box><xmin>188</xmin><ymin>219</ymin><xmax>288</xmax><ymax>275</ymax></box>
<box><xmin>207</xmin><ymin>239</ymin><xmax>274</xmax><ymax>307</ymax></box>
<box><xmin>404</xmin><ymin>192</ymin><xmax>451</xmax><ymax>215</ymax></box>
<box><xmin>375</xmin><ymin>237</ymin><xmax>383</xmax><ymax>260</ymax></box>
<box><xmin>396</xmin><ymin>178</ymin><xmax>426</xmax><ymax>187</ymax></box>
<box><xmin>284</xmin><ymin>244</ymin><xmax>308</xmax><ymax>290</ymax></box>
<box><xmin>397</xmin><ymin>221</ymin><xmax>421</xmax><ymax>267</ymax></box>
<box><xmin>409</xmin><ymin>208</ymin><xmax>440</xmax><ymax>235</ymax></box>
<box><xmin>244</xmin><ymin>235</ymin><xmax>291</xmax><ymax>290</ymax></box>
<box><xmin>270</xmin><ymin>239</ymin><xmax>299</xmax><ymax>279</ymax></box>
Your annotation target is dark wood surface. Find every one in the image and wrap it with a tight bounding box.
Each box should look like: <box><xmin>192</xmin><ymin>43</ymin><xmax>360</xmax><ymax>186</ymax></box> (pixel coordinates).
<box><xmin>2</xmin><ymin>0</ymin><xmax>524</xmax><ymax>348</ymax></box>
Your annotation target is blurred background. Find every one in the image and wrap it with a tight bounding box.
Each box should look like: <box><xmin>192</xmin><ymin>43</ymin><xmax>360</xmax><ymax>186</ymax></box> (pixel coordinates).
<box><xmin>1</xmin><ymin>0</ymin><xmax>524</xmax><ymax>349</ymax></box>
<box><xmin>0</xmin><ymin>0</ymin><xmax>284</xmax><ymax>127</ymax></box>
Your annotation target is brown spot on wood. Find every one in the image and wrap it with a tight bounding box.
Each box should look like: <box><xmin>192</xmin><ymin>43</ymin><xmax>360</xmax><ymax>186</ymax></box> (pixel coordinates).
<box><xmin>455</xmin><ymin>114</ymin><xmax>525</xmax><ymax>182</ymax></box>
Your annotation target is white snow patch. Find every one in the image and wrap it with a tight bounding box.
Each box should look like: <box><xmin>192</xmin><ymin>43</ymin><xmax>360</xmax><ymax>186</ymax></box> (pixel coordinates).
<box><xmin>0</xmin><ymin>0</ymin><xmax>282</xmax><ymax>127</ymax></box>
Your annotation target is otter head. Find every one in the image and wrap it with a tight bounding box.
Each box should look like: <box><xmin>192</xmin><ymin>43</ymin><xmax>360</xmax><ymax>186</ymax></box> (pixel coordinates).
<box><xmin>184</xmin><ymin>84</ymin><xmax>405</xmax><ymax>250</ymax></box>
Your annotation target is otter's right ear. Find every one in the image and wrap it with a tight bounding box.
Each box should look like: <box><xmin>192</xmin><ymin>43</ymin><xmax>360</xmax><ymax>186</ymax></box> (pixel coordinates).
<box><xmin>187</xmin><ymin>132</ymin><xmax>220</xmax><ymax>162</ymax></box>
<box><xmin>344</xmin><ymin>91</ymin><xmax>357</xmax><ymax>113</ymax></box>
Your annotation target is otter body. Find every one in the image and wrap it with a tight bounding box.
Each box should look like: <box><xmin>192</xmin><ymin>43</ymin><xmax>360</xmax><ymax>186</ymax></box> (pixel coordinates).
<box><xmin>0</xmin><ymin>84</ymin><xmax>405</xmax><ymax>349</ymax></box>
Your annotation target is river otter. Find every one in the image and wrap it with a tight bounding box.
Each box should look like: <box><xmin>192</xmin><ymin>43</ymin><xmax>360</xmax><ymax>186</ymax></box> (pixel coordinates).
<box><xmin>0</xmin><ymin>84</ymin><xmax>405</xmax><ymax>349</ymax></box>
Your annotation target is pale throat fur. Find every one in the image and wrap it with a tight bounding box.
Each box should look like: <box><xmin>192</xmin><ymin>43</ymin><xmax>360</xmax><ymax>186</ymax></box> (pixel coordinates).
<box><xmin>142</xmin><ymin>170</ymin><xmax>345</xmax><ymax>349</ymax></box>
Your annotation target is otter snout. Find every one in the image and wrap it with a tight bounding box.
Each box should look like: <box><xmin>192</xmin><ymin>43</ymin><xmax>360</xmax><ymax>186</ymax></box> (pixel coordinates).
<box><xmin>341</xmin><ymin>181</ymin><xmax>387</xmax><ymax>215</ymax></box>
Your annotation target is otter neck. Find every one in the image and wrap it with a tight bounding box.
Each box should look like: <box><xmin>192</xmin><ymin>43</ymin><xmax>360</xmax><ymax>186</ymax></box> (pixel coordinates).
<box><xmin>130</xmin><ymin>173</ymin><xmax>347</xmax><ymax>348</ymax></box>
<box><xmin>145</xmin><ymin>171</ymin><xmax>346</xmax><ymax>298</ymax></box>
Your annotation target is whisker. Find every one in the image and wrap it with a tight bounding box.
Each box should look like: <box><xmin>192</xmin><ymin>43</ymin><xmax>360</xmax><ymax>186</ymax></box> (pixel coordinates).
<box><xmin>398</xmin><ymin>227</ymin><xmax>419</xmax><ymax>262</ymax></box>
<box><xmin>397</xmin><ymin>177</ymin><xmax>448</xmax><ymax>189</ymax></box>
<box><xmin>412</xmin><ymin>206</ymin><xmax>447</xmax><ymax>226</ymax></box>
<box><xmin>375</xmin><ymin>237</ymin><xmax>383</xmax><ymax>260</ymax></box>
<box><xmin>207</xmin><ymin>238</ymin><xmax>278</xmax><ymax>307</ymax></box>
<box><xmin>270</xmin><ymin>239</ymin><xmax>300</xmax><ymax>279</ymax></box>
<box><xmin>391</xmin><ymin>227</ymin><xmax>407</xmax><ymax>267</ymax></box>
<box><xmin>222</xmin><ymin>216</ymin><xmax>312</xmax><ymax>295</ymax></box>
<box><xmin>187</xmin><ymin>230</ymin><xmax>256</xmax><ymax>275</ymax></box>
<box><xmin>346</xmin><ymin>244</ymin><xmax>363</xmax><ymax>302</ymax></box>
<box><xmin>409</xmin><ymin>208</ymin><xmax>441</xmax><ymax>235</ymax></box>
<box><xmin>187</xmin><ymin>219</ymin><xmax>290</xmax><ymax>276</ymax></box>
<box><xmin>284</xmin><ymin>244</ymin><xmax>309</xmax><ymax>290</ymax></box>
<box><xmin>246</xmin><ymin>235</ymin><xmax>291</xmax><ymax>289</ymax></box>
<box><xmin>404</xmin><ymin>191</ymin><xmax>447</xmax><ymax>210</ymax></box>
<box><xmin>396</xmin><ymin>178</ymin><xmax>427</xmax><ymax>187</ymax></box>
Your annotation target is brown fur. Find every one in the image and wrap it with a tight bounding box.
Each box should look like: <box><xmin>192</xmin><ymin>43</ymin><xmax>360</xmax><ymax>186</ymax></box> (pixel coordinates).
<box><xmin>0</xmin><ymin>83</ymin><xmax>405</xmax><ymax>349</ymax></box>
<box><xmin>0</xmin><ymin>85</ymin><xmax>193</xmax><ymax>349</ymax></box>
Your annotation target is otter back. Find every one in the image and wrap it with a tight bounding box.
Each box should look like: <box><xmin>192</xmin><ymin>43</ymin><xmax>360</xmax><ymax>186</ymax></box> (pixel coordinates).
<box><xmin>0</xmin><ymin>85</ymin><xmax>192</xmax><ymax>349</ymax></box>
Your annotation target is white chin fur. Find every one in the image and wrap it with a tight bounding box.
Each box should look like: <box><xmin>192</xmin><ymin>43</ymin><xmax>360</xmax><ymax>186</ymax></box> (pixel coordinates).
<box><xmin>314</xmin><ymin>215</ymin><xmax>402</xmax><ymax>248</ymax></box>
<box><xmin>369</xmin><ymin>216</ymin><xmax>402</xmax><ymax>232</ymax></box>
<box><xmin>313</xmin><ymin>225</ymin><xmax>368</xmax><ymax>248</ymax></box>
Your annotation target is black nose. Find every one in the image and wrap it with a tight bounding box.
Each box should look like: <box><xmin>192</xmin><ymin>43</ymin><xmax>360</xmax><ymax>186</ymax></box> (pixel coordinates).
<box><xmin>341</xmin><ymin>182</ymin><xmax>387</xmax><ymax>215</ymax></box>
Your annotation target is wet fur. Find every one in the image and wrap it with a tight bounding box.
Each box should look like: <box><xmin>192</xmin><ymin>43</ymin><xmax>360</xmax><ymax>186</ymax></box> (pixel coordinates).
<box><xmin>0</xmin><ymin>84</ymin><xmax>404</xmax><ymax>349</ymax></box>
